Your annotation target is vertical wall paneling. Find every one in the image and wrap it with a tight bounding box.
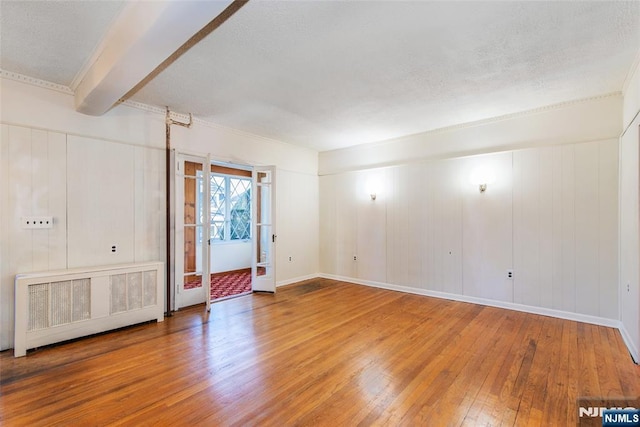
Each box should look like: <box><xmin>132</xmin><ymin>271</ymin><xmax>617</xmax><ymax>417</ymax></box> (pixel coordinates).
<box><xmin>356</xmin><ymin>169</ymin><xmax>387</xmax><ymax>283</ymax></box>
<box><xmin>319</xmin><ymin>175</ymin><xmax>337</xmax><ymax>274</ymax></box>
<box><xmin>560</xmin><ymin>145</ymin><xmax>576</xmax><ymax>313</ymax></box>
<box><xmin>1</xmin><ymin>126</ymin><xmax>68</xmax><ymax>349</ymax></box>
<box><xmin>406</xmin><ymin>164</ymin><xmax>425</xmax><ymax>288</ymax></box>
<box><xmin>574</xmin><ymin>143</ymin><xmax>600</xmax><ymax>316</ymax></box>
<box><xmin>619</xmin><ymin>119</ymin><xmax>640</xmax><ymax>356</ymax></box>
<box><xmin>134</xmin><ymin>147</ymin><xmax>145</xmax><ymax>263</ymax></box>
<box><xmin>386</xmin><ymin>166</ymin><xmax>408</xmax><ymax>286</ymax></box>
<box><xmin>276</xmin><ymin>170</ymin><xmax>319</xmax><ymax>283</ymax></box>
<box><xmin>537</xmin><ymin>147</ymin><xmax>554</xmax><ymax>309</ymax></box>
<box><xmin>47</xmin><ymin>132</ymin><xmax>67</xmax><ymax>270</ymax></box>
<box><xmin>385</xmin><ymin>167</ymin><xmax>398</xmax><ymax>285</ymax></box>
<box><xmin>597</xmin><ymin>140</ymin><xmax>618</xmax><ymax>319</ymax></box>
<box><xmin>512</xmin><ymin>147</ymin><xmax>554</xmax><ymax>308</ymax></box>
<box><xmin>336</xmin><ymin>172</ymin><xmax>357</xmax><ymax>278</ymax></box>
<box><xmin>427</xmin><ymin>162</ymin><xmax>443</xmax><ymax>292</ymax></box>
<box><xmin>461</xmin><ymin>152</ymin><xmax>513</xmax><ymax>302</ymax></box>
<box><xmin>0</xmin><ymin>125</ymin><xmax>9</xmax><ymax>349</ymax></box>
<box><xmin>134</xmin><ymin>146</ymin><xmax>165</xmax><ymax>263</ymax></box>
<box><xmin>512</xmin><ymin>140</ymin><xmax>618</xmax><ymax>317</ymax></box>
<box><xmin>276</xmin><ymin>170</ymin><xmax>290</xmax><ymax>277</ymax></box>
<box><xmin>420</xmin><ymin>163</ymin><xmax>435</xmax><ymax>291</ymax></box>
<box><xmin>30</xmin><ymin>130</ymin><xmax>50</xmax><ymax>272</ymax></box>
<box><xmin>551</xmin><ymin>146</ymin><xmax>564</xmax><ymax>311</ymax></box>
<box><xmin>433</xmin><ymin>160</ymin><xmax>463</xmax><ymax>295</ymax></box>
<box><xmin>319</xmin><ymin>138</ymin><xmax>619</xmax><ymax>323</ymax></box>
<box><xmin>67</xmin><ymin>136</ymin><xmax>135</xmax><ymax>268</ymax></box>
<box><xmin>513</xmin><ymin>149</ymin><xmax>539</xmax><ymax>307</ymax></box>
<box><xmin>618</xmin><ymin>59</ymin><xmax>640</xmax><ymax>359</ymax></box>
<box><xmin>8</xmin><ymin>126</ymin><xmax>34</xmax><ymax>279</ymax></box>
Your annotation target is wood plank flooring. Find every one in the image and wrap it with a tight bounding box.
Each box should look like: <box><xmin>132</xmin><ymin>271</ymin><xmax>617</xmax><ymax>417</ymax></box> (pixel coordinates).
<box><xmin>1</xmin><ymin>278</ymin><xmax>638</xmax><ymax>426</ymax></box>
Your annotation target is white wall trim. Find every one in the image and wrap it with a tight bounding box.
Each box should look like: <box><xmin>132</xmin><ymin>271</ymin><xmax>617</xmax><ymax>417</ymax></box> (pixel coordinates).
<box><xmin>317</xmin><ymin>273</ymin><xmax>638</xmax><ymax>362</ymax></box>
<box><xmin>618</xmin><ymin>324</ymin><xmax>640</xmax><ymax>364</ymax></box>
<box><xmin>622</xmin><ymin>49</ymin><xmax>640</xmax><ymax>96</ymax></box>
<box><xmin>0</xmin><ymin>120</ymin><xmax>165</xmax><ymax>153</ymax></box>
<box><xmin>0</xmin><ymin>70</ymin><xmax>317</xmax><ymax>158</ymax></box>
<box><xmin>277</xmin><ymin>273</ymin><xmax>319</xmax><ymax>288</ymax></box>
<box><xmin>318</xmin><ymin>273</ymin><xmax>619</xmax><ymax>326</ymax></box>
<box><xmin>0</xmin><ymin>70</ymin><xmax>73</xmax><ymax>95</ymax></box>
<box><xmin>319</xmin><ymin>94</ymin><xmax>622</xmax><ymax>175</ymax></box>
<box><xmin>325</xmin><ymin>92</ymin><xmax>622</xmax><ymax>157</ymax></box>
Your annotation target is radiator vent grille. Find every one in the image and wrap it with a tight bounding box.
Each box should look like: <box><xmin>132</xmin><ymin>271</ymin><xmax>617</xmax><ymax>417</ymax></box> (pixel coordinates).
<box><xmin>15</xmin><ymin>262</ymin><xmax>164</xmax><ymax>357</ymax></box>
<box><xmin>144</xmin><ymin>270</ymin><xmax>157</xmax><ymax>306</ymax></box>
<box><xmin>28</xmin><ymin>279</ymin><xmax>91</xmax><ymax>331</ymax></box>
<box><xmin>110</xmin><ymin>270</ymin><xmax>158</xmax><ymax>315</ymax></box>
<box><xmin>28</xmin><ymin>284</ymin><xmax>48</xmax><ymax>331</ymax></box>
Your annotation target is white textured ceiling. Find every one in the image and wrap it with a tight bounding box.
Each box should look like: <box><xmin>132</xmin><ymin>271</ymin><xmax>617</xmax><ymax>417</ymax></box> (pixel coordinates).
<box><xmin>130</xmin><ymin>0</ymin><xmax>640</xmax><ymax>151</ymax></box>
<box><xmin>1</xmin><ymin>1</ymin><xmax>639</xmax><ymax>152</ymax></box>
<box><xmin>0</xmin><ymin>0</ymin><xmax>125</xmax><ymax>87</ymax></box>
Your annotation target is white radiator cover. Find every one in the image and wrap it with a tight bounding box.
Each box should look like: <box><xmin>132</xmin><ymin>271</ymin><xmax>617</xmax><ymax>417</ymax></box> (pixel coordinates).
<box><xmin>14</xmin><ymin>262</ymin><xmax>164</xmax><ymax>357</ymax></box>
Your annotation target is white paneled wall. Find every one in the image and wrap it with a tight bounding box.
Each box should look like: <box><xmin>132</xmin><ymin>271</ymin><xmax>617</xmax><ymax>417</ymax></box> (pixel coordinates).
<box><xmin>513</xmin><ymin>141</ymin><xmax>618</xmax><ymax>318</ymax></box>
<box><xmin>276</xmin><ymin>169</ymin><xmax>319</xmax><ymax>284</ymax></box>
<box><xmin>0</xmin><ymin>125</ymin><xmax>164</xmax><ymax>350</ymax></box>
<box><xmin>66</xmin><ymin>136</ymin><xmax>165</xmax><ymax>268</ymax></box>
<box><xmin>134</xmin><ymin>146</ymin><xmax>166</xmax><ymax>263</ymax></box>
<box><xmin>620</xmin><ymin>117</ymin><xmax>639</xmax><ymax>359</ymax></box>
<box><xmin>0</xmin><ymin>125</ymin><xmax>68</xmax><ymax>349</ymax></box>
<box><xmin>619</xmin><ymin>59</ymin><xmax>640</xmax><ymax>361</ymax></box>
<box><xmin>67</xmin><ymin>136</ymin><xmax>136</xmax><ymax>267</ymax></box>
<box><xmin>429</xmin><ymin>160</ymin><xmax>463</xmax><ymax>295</ymax></box>
<box><xmin>319</xmin><ymin>138</ymin><xmax>619</xmax><ymax>322</ymax></box>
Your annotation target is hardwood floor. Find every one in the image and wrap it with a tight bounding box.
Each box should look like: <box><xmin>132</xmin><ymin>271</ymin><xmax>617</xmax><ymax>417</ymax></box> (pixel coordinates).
<box><xmin>1</xmin><ymin>278</ymin><xmax>638</xmax><ymax>426</ymax></box>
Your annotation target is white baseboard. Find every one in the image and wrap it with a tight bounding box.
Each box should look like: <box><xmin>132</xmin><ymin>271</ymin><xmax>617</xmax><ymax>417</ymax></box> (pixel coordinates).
<box><xmin>618</xmin><ymin>324</ymin><xmax>640</xmax><ymax>364</ymax></box>
<box><xmin>318</xmin><ymin>273</ymin><xmax>639</xmax><ymax>362</ymax></box>
<box><xmin>277</xmin><ymin>273</ymin><xmax>319</xmax><ymax>288</ymax></box>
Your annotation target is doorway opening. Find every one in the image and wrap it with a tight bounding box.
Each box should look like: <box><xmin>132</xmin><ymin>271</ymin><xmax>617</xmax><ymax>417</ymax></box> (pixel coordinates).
<box><xmin>175</xmin><ymin>155</ymin><xmax>276</xmax><ymax>310</ymax></box>
<box><xmin>181</xmin><ymin>160</ymin><xmax>253</xmax><ymax>305</ymax></box>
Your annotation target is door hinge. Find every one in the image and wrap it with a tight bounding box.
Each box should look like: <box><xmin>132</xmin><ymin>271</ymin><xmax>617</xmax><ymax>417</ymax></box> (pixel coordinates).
<box><xmin>272</xmin><ymin>234</ymin><xmax>277</xmax><ymax>243</ymax></box>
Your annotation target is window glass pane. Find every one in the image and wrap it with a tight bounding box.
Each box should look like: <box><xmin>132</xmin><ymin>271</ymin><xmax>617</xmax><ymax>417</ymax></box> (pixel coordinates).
<box><xmin>210</xmin><ymin>176</ymin><xmax>225</xmax><ymax>241</ymax></box>
<box><xmin>229</xmin><ymin>178</ymin><xmax>251</xmax><ymax>240</ymax></box>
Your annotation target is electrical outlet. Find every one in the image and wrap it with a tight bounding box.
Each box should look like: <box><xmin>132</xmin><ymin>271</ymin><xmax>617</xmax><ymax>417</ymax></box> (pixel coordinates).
<box><xmin>353</xmin><ymin>255</ymin><xmax>357</xmax><ymax>261</ymax></box>
<box><xmin>288</xmin><ymin>256</ymin><xmax>292</xmax><ymax>262</ymax></box>
<box><xmin>111</xmin><ymin>245</ymin><xmax>117</xmax><ymax>253</ymax></box>
<box><xmin>507</xmin><ymin>269</ymin><xmax>513</xmax><ymax>279</ymax></box>
<box><xmin>21</xmin><ymin>216</ymin><xmax>53</xmax><ymax>229</ymax></box>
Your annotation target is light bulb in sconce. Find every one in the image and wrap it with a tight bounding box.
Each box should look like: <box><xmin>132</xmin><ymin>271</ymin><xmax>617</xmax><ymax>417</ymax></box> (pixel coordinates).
<box><xmin>366</xmin><ymin>175</ymin><xmax>381</xmax><ymax>201</ymax></box>
<box><xmin>469</xmin><ymin>167</ymin><xmax>496</xmax><ymax>193</ymax></box>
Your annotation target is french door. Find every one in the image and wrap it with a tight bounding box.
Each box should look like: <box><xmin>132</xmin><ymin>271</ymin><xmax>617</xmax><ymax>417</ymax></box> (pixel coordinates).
<box><xmin>175</xmin><ymin>155</ymin><xmax>211</xmax><ymax>310</ymax></box>
<box><xmin>175</xmin><ymin>156</ymin><xmax>277</xmax><ymax>307</ymax></box>
<box><xmin>252</xmin><ymin>166</ymin><xmax>276</xmax><ymax>293</ymax></box>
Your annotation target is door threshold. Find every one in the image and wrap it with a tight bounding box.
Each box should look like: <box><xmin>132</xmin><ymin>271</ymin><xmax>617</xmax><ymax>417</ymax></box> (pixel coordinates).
<box><xmin>211</xmin><ymin>291</ymin><xmax>252</xmax><ymax>304</ymax></box>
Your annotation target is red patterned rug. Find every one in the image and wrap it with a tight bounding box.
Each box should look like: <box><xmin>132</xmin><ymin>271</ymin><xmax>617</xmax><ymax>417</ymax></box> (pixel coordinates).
<box><xmin>184</xmin><ymin>270</ymin><xmax>251</xmax><ymax>301</ymax></box>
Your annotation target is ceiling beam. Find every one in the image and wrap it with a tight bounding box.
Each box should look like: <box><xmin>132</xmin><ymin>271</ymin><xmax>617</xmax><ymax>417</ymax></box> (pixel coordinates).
<box><xmin>74</xmin><ymin>0</ymin><xmax>240</xmax><ymax>116</ymax></box>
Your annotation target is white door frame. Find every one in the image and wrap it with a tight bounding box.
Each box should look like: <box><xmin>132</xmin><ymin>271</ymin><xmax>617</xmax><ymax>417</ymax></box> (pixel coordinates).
<box><xmin>252</xmin><ymin>166</ymin><xmax>276</xmax><ymax>293</ymax></box>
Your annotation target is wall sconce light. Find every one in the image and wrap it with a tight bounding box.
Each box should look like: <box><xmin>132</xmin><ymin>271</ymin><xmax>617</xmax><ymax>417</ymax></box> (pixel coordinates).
<box><xmin>366</xmin><ymin>175</ymin><xmax>381</xmax><ymax>201</ymax></box>
<box><xmin>469</xmin><ymin>167</ymin><xmax>496</xmax><ymax>193</ymax></box>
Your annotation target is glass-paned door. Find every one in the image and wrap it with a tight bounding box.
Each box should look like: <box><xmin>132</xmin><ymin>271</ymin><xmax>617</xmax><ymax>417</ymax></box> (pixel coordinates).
<box><xmin>252</xmin><ymin>166</ymin><xmax>276</xmax><ymax>293</ymax></box>
<box><xmin>176</xmin><ymin>157</ymin><xmax>211</xmax><ymax>309</ymax></box>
